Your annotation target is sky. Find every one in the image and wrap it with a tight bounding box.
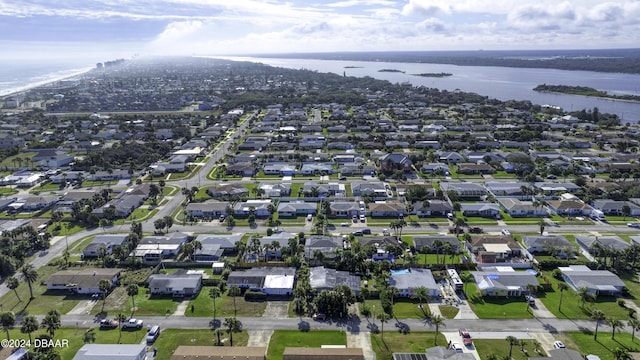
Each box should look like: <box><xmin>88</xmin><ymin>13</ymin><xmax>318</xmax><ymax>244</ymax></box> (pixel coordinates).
<box><xmin>1</xmin><ymin>0</ymin><xmax>639</xmax><ymax>62</ymax></box>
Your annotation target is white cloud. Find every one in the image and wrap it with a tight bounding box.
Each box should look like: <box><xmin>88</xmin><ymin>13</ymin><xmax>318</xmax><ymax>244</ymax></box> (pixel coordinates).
<box><xmin>401</xmin><ymin>0</ymin><xmax>451</xmax><ymax>17</ymax></box>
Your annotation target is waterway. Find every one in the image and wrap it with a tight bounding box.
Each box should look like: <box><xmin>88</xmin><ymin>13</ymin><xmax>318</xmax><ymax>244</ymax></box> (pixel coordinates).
<box><xmin>225</xmin><ymin>56</ymin><xmax>640</xmax><ymax>123</ymax></box>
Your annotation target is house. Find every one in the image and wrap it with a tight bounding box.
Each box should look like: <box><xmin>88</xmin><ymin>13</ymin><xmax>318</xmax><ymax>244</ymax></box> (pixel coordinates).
<box><xmin>73</xmin><ymin>344</ymin><xmax>147</xmax><ymax>360</ymax></box>
<box><xmin>559</xmin><ymin>265</ymin><xmax>625</xmax><ymax>296</ymax></box>
<box><xmin>379</xmin><ymin>153</ymin><xmax>413</xmax><ymax>172</ymax></box>
<box><xmin>148</xmin><ymin>271</ymin><xmax>203</xmax><ymax>297</ymax></box>
<box><xmin>233</xmin><ymin>199</ymin><xmax>273</xmax><ymax>218</ymax></box>
<box><xmin>413</xmin><ymin>235</ymin><xmax>460</xmax><ymax>253</ymax></box>
<box><xmin>258</xmin><ymin>232</ymin><xmax>296</xmax><ymax>261</ymax></box>
<box><xmin>469</xmin><ymin>235</ymin><xmax>523</xmax><ymax>263</ymax></box>
<box><xmin>305</xmin><ymin>235</ymin><xmax>343</xmax><ymax>259</ymax></box>
<box><xmin>283</xmin><ymin>348</ymin><xmax>365</xmax><ymax>360</ymax></box>
<box><xmin>439</xmin><ymin>151</ymin><xmax>465</xmax><ymax>164</ymax></box>
<box><xmin>92</xmin><ymin>194</ymin><xmax>145</xmax><ymax>218</ymax></box>
<box><xmin>369</xmin><ymin>201</ymin><xmax>406</xmax><ymax>218</ymax></box>
<box><xmin>226</xmin><ymin>162</ymin><xmax>257</xmax><ymax>177</ymax></box>
<box><xmin>171</xmin><ymin>346</ymin><xmax>266</xmax><ymax>360</ymax></box>
<box><xmin>546</xmin><ymin>199</ymin><xmax>593</xmax><ymax>216</ymax></box>
<box><xmin>82</xmin><ymin>234</ymin><xmax>129</xmax><ymax>258</ymax></box>
<box><xmin>300</xmin><ymin>163</ymin><xmax>334</xmax><ymax>175</ymax></box>
<box><xmin>207</xmin><ymin>184</ymin><xmax>250</xmax><ymax>199</ymax></box>
<box><xmin>277</xmin><ymin>201</ymin><xmax>317</xmax><ymax>218</ymax></box>
<box><xmin>358</xmin><ymin>236</ymin><xmax>403</xmax><ymax>261</ymax></box>
<box><xmin>456</xmin><ymin>163</ymin><xmax>495</xmax><ymax>175</ymax></box>
<box><xmin>497</xmin><ymin>198</ymin><xmax>547</xmax><ymax>217</ymax></box>
<box><xmin>263</xmin><ymin>162</ymin><xmax>296</xmax><ymax>176</ymax></box>
<box><xmin>14</xmin><ymin>195</ymin><xmax>58</xmax><ymax>211</ymax></box>
<box><xmin>131</xmin><ymin>232</ymin><xmax>188</xmax><ymax>264</ymax></box>
<box><xmin>421</xmin><ymin>162</ymin><xmax>450</xmax><ymax>175</ymax></box>
<box><xmin>522</xmin><ymin>235</ymin><xmax>574</xmax><ymax>256</ymax></box>
<box><xmin>485</xmin><ymin>182</ymin><xmax>533</xmax><ymax>198</ymax></box>
<box><xmin>529</xmin><ymin>349</ymin><xmax>584</xmax><ymax>360</ymax></box>
<box><xmin>389</xmin><ymin>268</ymin><xmax>441</xmax><ymax>298</ymax></box>
<box><xmin>472</xmin><ymin>266</ymin><xmax>539</xmax><ymax>297</ymax></box>
<box><xmin>328</xmin><ymin>201</ymin><xmax>361</xmax><ymax>218</ymax></box>
<box><xmin>460</xmin><ymin>203</ymin><xmax>500</xmax><ymax>218</ymax></box>
<box><xmin>592</xmin><ymin>200</ymin><xmax>640</xmax><ymax>216</ymax></box>
<box><xmin>194</xmin><ymin>233</ymin><xmax>243</xmax><ymax>260</ymax></box>
<box><xmin>47</xmin><ymin>268</ymin><xmax>121</xmax><ymax>294</ymax></box>
<box><xmin>351</xmin><ymin>181</ymin><xmax>388</xmax><ymax>199</ymax></box>
<box><xmin>413</xmin><ymin>200</ymin><xmax>453</xmax><ymax>218</ymax></box>
<box><xmin>393</xmin><ymin>346</ymin><xmax>476</xmax><ymax>360</ymax></box>
<box><xmin>258</xmin><ymin>183</ymin><xmax>292</xmax><ymax>197</ymax></box>
<box><xmin>227</xmin><ymin>267</ymin><xmax>296</xmax><ymax>295</ymax></box>
<box><xmin>309</xmin><ymin>266</ymin><xmax>361</xmax><ymax>296</ymax></box>
<box><xmin>185</xmin><ymin>200</ymin><xmax>229</xmax><ymax>219</ymax></box>
<box><xmin>575</xmin><ymin>235</ymin><xmax>630</xmax><ymax>254</ymax></box>
<box><xmin>302</xmin><ymin>182</ymin><xmax>346</xmax><ymax>197</ymax></box>
<box><xmin>534</xmin><ymin>182</ymin><xmax>581</xmax><ymax>194</ymax></box>
<box><xmin>440</xmin><ymin>182</ymin><xmax>487</xmax><ymax>199</ymax></box>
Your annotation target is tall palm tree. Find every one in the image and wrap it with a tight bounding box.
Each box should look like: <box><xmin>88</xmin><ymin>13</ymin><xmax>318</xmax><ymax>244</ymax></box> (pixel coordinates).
<box><xmin>228</xmin><ymin>286</ymin><xmax>241</xmax><ymax>317</ymax></box>
<box><xmin>6</xmin><ymin>276</ymin><xmax>20</xmax><ymax>302</ymax></box>
<box><xmin>628</xmin><ymin>318</ymin><xmax>640</xmax><ymax>342</ymax></box>
<box><xmin>578</xmin><ymin>287</ymin><xmax>590</xmax><ymax>308</ymax></box>
<box><xmin>591</xmin><ymin>308</ymin><xmax>606</xmax><ymax>340</ymax></box>
<box><xmin>99</xmin><ymin>279</ymin><xmax>111</xmax><ymax>313</ymax></box>
<box><xmin>609</xmin><ymin>318</ymin><xmax>624</xmax><ymax>339</ymax></box>
<box><xmin>41</xmin><ymin>310</ymin><xmax>61</xmax><ymax>338</ymax></box>
<box><xmin>557</xmin><ymin>282</ymin><xmax>569</xmax><ymax>311</ymax></box>
<box><xmin>224</xmin><ymin>317</ymin><xmax>241</xmax><ymax>346</ymax></box>
<box><xmin>126</xmin><ymin>284</ymin><xmax>139</xmax><ymax>314</ymax></box>
<box><xmin>20</xmin><ymin>264</ymin><xmax>38</xmax><ymax>300</ymax></box>
<box><xmin>20</xmin><ymin>315</ymin><xmax>39</xmax><ymax>343</ymax></box>
<box><xmin>0</xmin><ymin>312</ymin><xmax>15</xmax><ymax>340</ymax></box>
<box><xmin>209</xmin><ymin>287</ymin><xmax>221</xmax><ymax>331</ymax></box>
<box><xmin>432</xmin><ymin>315</ymin><xmax>445</xmax><ymax>345</ymax></box>
<box><xmin>411</xmin><ymin>286</ymin><xmax>431</xmax><ymax>314</ymax></box>
<box><xmin>116</xmin><ymin>313</ymin><xmax>127</xmax><ymax>343</ymax></box>
<box><xmin>505</xmin><ymin>336</ymin><xmax>519</xmax><ymax>359</ymax></box>
<box><xmin>377</xmin><ymin>311</ymin><xmax>391</xmax><ymax>341</ymax></box>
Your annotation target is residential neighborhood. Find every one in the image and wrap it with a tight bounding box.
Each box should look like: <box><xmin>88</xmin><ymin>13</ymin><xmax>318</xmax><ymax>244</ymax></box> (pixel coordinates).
<box><xmin>1</xmin><ymin>57</ymin><xmax>640</xmax><ymax>360</ymax></box>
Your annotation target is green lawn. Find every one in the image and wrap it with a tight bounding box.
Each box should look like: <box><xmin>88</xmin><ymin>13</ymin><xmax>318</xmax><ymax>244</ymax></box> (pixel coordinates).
<box><xmin>3</xmin><ymin>327</ymin><xmax>147</xmax><ymax>360</ymax></box>
<box><xmin>267</xmin><ymin>330</ymin><xmax>346</xmax><ymax>360</ymax></box>
<box><xmin>0</xmin><ymin>186</ymin><xmax>18</xmax><ymax>196</ymax></box>
<box><xmin>438</xmin><ymin>305</ymin><xmax>460</xmax><ymax>319</ymax></box>
<box><xmin>474</xmin><ymin>338</ymin><xmax>546</xmax><ymax>360</ymax></box>
<box><xmin>415</xmin><ymin>253</ymin><xmax>461</xmax><ymax>265</ymax></box>
<box><xmin>560</xmin><ymin>331</ymin><xmax>640</xmax><ymax>360</ymax></box>
<box><xmin>465</xmin><ymin>284</ymin><xmax>533</xmax><ymax>319</ymax></box>
<box><xmin>186</xmin><ymin>288</ymin><xmax>267</xmax><ymax>318</ymax></box>
<box><xmin>95</xmin><ymin>286</ymin><xmax>180</xmax><ymax>317</ymax></box>
<box><xmin>538</xmin><ymin>271</ymin><xmax>631</xmax><ymax>320</ymax></box>
<box><xmin>154</xmin><ymin>329</ymin><xmax>249</xmax><ymax>360</ymax></box>
<box><xmin>0</xmin><ymin>265</ymin><xmax>84</xmax><ymax>315</ymax></box>
<box><xmin>370</xmin><ymin>331</ymin><xmax>447</xmax><ymax>360</ymax></box>
<box><xmin>391</xmin><ymin>301</ymin><xmax>431</xmax><ymax>319</ymax></box>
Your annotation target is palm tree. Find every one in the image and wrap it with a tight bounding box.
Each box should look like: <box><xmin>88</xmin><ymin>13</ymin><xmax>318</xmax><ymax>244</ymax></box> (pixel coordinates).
<box><xmin>6</xmin><ymin>276</ymin><xmax>20</xmax><ymax>302</ymax></box>
<box><xmin>83</xmin><ymin>329</ymin><xmax>96</xmax><ymax>344</ymax></box>
<box><xmin>505</xmin><ymin>336</ymin><xmax>519</xmax><ymax>359</ymax></box>
<box><xmin>191</xmin><ymin>240</ymin><xmax>202</xmax><ymax>260</ymax></box>
<box><xmin>609</xmin><ymin>317</ymin><xmax>624</xmax><ymax>339</ymax></box>
<box><xmin>126</xmin><ymin>284</ymin><xmax>139</xmax><ymax>313</ymax></box>
<box><xmin>628</xmin><ymin>318</ymin><xmax>640</xmax><ymax>342</ymax></box>
<box><xmin>20</xmin><ymin>264</ymin><xmax>38</xmax><ymax>299</ymax></box>
<box><xmin>228</xmin><ymin>286</ymin><xmax>241</xmax><ymax>317</ymax></box>
<box><xmin>116</xmin><ymin>313</ymin><xmax>127</xmax><ymax>343</ymax></box>
<box><xmin>613</xmin><ymin>347</ymin><xmax>631</xmax><ymax>360</ymax></box>
<box><xmin>557</xmin><ymin>282</ymin><xmax>569</xmax><ymax>311</ymax></box>
<box><xmin>99</xmin><ymin>279</ymin><xmax>111</xmax><ymax>313</ymax></box>
<box><xmin>0</xmin><ymin>312</ymin><xmax>15</xmax><ymax>340</ymax></box>
<box><xmin>388</xmin><ymin>286</ymin><xmax>400</xmax><ymax>308</ymax></box>
<box><xmin>411</xmin><ymin>286</ymin><xmax>431</xmax><ymax>314</ymax></box>
<box><xmin>578</xmin><ymin>287</ymin><xmax>590</xmax><ymax>308</ymax></box>
<box><xmin>591</xmin><ymin>308</ymin><xmax>606</xmax><ymax>340</ymax></box>
<box><xmin>209</xmin><ymin>287</ymin><xmax>221</xmax><ymax>331</ymax></box>
<box><xmin>224</xmin><ymin>317</ymin><xmax>241</xmax><ymax>346</ymax></box>
<box><xmin>432</xmin><ymin>315</ymin><xmax>445</xmax><ymax>345</ymax></box>
<box><xmin>377</xmin><ymin>311</ymin><xmax>391</xmax><ymax>341</ymax></box>
<box><xmin>41</xmin><ymin>310</ymin><xmax>61</xmax><ymax>337</ymax></box>
<box><xmin>20</xmin><ymin>315</ymin><xmax>39</xmax><ymax>343</ymax></box>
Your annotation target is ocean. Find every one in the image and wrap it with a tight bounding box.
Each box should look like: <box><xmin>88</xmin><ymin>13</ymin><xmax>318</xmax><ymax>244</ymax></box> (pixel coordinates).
<box><xmin>0</xmin><ymin>59</ymin><xmax>96</xmax><ymax>97</ymax></box>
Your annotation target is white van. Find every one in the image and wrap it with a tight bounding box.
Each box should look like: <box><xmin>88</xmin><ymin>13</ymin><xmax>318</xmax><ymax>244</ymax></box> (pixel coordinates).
<box><xmin>146</xmin><ymin>325</ymin><xmax>160</xmax><ymax>344</ymax></box>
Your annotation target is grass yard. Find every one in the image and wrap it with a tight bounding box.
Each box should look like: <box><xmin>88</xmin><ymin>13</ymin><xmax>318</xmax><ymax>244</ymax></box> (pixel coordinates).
<box><xmin>154</xmin><ymin>329</ymin><xmax>249</xmax><ymax>360</ymax></box>
<box><xmin>415</xmin><ymin>253</ymin><xmax>461</xmax><ymax>265</ymax></box>
<box><xmin>559</xmin><ymin>331</ymin><xmax>640</xmax><ymax>360</ymax></box>
<box><xmin>438</xmin><ymin>305</ymin><xmax>460</xmax><ymax>318</ymax></box>
<box><xmin>465</xmin><ymin>284</ymin><xmax>533</xmax><ymax>319</ymax></box>
<box><xmin>391</xmin><ymin>301</ymin><xmax>431</xmax><ymax>319</ymax></box>
<box><xmin>0</xmin><ymin>186</ymin><xmax>18</xmax><ymax>196</ymax></box>
<box><xmin>370</xmin><ymin>331</ymin><xmax>447</xmax><ymax>360</ymax></box>
<box><xmin>185</xmin><ymin>288</ymin><xmax>267</xmax><ymax>318</ymax></box>
<box><xmin>0</xmin><ymin>265</ymin><xmax>85</xmax><ymax>315</ymax></box>
<box><xmin>474</xmin><ymin>338</ymin><xmax>546</xmax><ymax>360</ymax></box>
<box><xmin>267</xmin><ymin>330</ymin><xmax>346</xmax><ymax>360</ymax></box>
<box><xmin>5</xmin><ymin>327</ymin><xmax>147</xmax><ymax>360</ymax></box>
<box><xmin>93</xmin><ymin>286</ymin><xmax>180</xmax><ymax>317</ymax></box>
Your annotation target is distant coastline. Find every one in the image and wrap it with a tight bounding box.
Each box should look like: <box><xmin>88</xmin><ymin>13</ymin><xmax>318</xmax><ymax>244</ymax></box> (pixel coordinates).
<box><xmin>0</xmin><ymin>66</ymin><xmax>94</xmax><ymax>99</ymax></box>
<box><xmin>344</xmin><ymin>66</ymin><xmax>362</xmax><ymax>69</ymax></box>
<box><xmin>533</xmin><ymin>84</ymin><xmax>640</xmax><ymax>103</ymax></box>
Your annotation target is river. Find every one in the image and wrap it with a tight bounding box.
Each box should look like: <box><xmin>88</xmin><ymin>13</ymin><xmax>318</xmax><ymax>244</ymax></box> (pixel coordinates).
<box><xmin>224</xmin><ymin>56</ymin><xmax>640</xmax><ymax>123</ymax></box>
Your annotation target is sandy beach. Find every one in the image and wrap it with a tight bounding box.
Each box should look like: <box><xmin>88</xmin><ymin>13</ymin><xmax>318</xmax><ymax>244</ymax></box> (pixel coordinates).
<box><xmin>0</xmin><ymin>66</ymin><xmax>95</xmax><ymax>99</ymax></box>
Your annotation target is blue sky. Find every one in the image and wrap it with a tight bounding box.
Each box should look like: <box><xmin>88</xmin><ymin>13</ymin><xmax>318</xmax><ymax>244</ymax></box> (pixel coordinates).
<box><xmin>1</xmin><ymin>0</ymin><xmax>639</xmax><ymax>62</ymax></box>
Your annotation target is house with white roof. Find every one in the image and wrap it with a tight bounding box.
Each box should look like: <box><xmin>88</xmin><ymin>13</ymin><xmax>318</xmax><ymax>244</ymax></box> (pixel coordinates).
<box><xmin>389</xmin><ymin>268</ymin><xmax>441</xmax><ymax>298</ymax></box>
<box><xmin>472</xmin><ymin>266</ymin><xmax>539</xmax><ymax>297</ymax></box>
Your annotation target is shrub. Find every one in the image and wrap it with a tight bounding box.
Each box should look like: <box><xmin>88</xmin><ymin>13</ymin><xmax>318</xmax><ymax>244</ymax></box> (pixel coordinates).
<box><xmin>618</xmin><ymin>299</ymin><xmax>626</xmax><ymax>307</ymax></box>
<box><xmin>244</xmin><ymin>290</ymin><xmax>267</xmax><ymax>302</ymax></box>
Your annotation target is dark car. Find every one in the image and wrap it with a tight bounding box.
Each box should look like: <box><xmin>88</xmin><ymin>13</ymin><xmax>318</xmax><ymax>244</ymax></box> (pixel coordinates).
<box><xmin>468</xmin><ymin>226</ymin><xmax>483</xmax><ymax>233</ymax></box>
<box><xmin>312</xmin><ymin>313</ymin><xmax>326</xmax><ymax>321</ymax></box>
<box><xmin>362</xmin><ymin>228</ymin><xmax>371</xmax><ymax>235</ymax></box>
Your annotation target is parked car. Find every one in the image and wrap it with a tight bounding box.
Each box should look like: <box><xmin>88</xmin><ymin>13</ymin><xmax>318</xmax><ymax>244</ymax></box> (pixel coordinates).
<box><xmin>553</xmin><ymin>341</ymin><xmax>565</xmax><ymax>349</ymax></box>
<box><xmin>525</xmin><ymin>295</ymin><xmax>536</xmax><ymax>306</ymax></box>
<box><xmin>362</xmin><ymin>228</ymin><xmax>371</xmax><ymax>235</ymax></box>
<box><xmin>352</xmin><ymin>215</ymin><xmax>358</xmax><ymax>223</ymax></box>
<box><xmin>99</xmin><ymin>319</ymin><xmax>119</xmax><ymax>329</ymax></box>
<box><xmin>468</xmin><ymin>226</ymin><xmax>483</xmax><ymax>233</ymax></box>
<box><xmin>312</xmin><ymin>313</ymin><xmax>326</xmax><ymax>321</ymax></box>
<box><xmin>501</xmin><ymin>229</ymin><xmax>511</xmax><ymax>236</ymax></box>
<box><xmin>122</xmin><ymin>318</ymin><xmax>144</xmax><ymax>329</ymax></box>
<box><xmin>628</xmin><ymin>223</ymin><xmax>640</xmax><ymax>228</ymax></box>
<box><xmin>459</xmin><ymin>329</ymin><xmax>473</xmax><ymax>346</ymax></box>
<box><xmin>307</xmin><ymin>214</ymin><xmax>313</xmax><ymax>221</ymax></box>
<box><xmin>146</xmin><ymin>325</ymin><xmax>161</xmax><ymax>344</ymax></box>
<box><xmin>352</xmin><ymin>230</ymin><xmax>363</xmax><ymax>236</ymax></box>
<box><xmin>359</xmin><ymin>214</ymin><xmax>366</xmax><ymax>222</ymax></box>
<box><xmin>450</xmin><ymin>342</ymin><xmax>464</xmax><ymax>353</ymax></box>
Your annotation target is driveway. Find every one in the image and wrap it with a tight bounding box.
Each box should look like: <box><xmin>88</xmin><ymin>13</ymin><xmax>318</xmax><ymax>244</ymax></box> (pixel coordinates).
<box><xmin>263</xmin><ymin>301</ymin><xmax>289</xmax><ymax>318</ymax></box>
<box><xmin>68</xmin><ymin>299</ymin><xmax>98</xmax><ymax>315</ymax></box>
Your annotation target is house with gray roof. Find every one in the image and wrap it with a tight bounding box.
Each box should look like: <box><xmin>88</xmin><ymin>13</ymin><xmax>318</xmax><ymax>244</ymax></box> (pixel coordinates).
<box><xmin>185</xmin><ymin>200</ymin><xmax>229</xmax><ymax>219</ymax></box>
<box><xmin>534</xmin><ymin>182</ymin><xmax>581</xmax><ymax>194</ymax></box>
<box><xmin>460</xmin><ymin>203</ymin><xmax>500</xmax><ymax>218</ymax></box>
<box><xmin>389</xmin><ymin>268</ymin><xmax>441</xmax><ymax>298</ymax></box>
<box><xmin>148</xmin><ymin>271</ymin><xmax>203</xmax><ymax>297</ymax></box>
<box><xmin>369</xmin><ymin>201</ymin><xmax>406</xmax><ymax>218</ymax></box>
<box><xmin>194</xmin><ymin>233</ymin><xmax>243</xmax><ymax>258</ymax></box>
<box><xmin>305</xmin><ymin>235</ymin><xmax>343</xmax><ymax>259</ymax></box>
<box><xmin>351</xmin><ymin>180</ymin><xmax>388</xmax><ymax>200</ymax></box>
<box><xmin>413</xmin><ymin>200</ymin><xmax>453</xmax><ymax>218</ymax></box>
<box><xmin>259</xmin><ymin>232</ymin><xmax>296</xmax><ymax>261</ymax></box>
<box><xmin>227</xmin><ymin>267</ymin><xmax>296</xmax><ymax>295</ymax></box>
<box><xmin>258</xmin><ymin>182</ymin><xmax>292</xmax><ymax>197</ymax></box>
<box><xmin>309</xmin><ymin>266</ymin><xmax>361</xmax><ymax>296</ymax></box>
<box><xmin>575</xmin><ymin>235</ymin><xmax>629</xmax><ymax>255</ymax></box>
<box><xmin>206</xmin><ymin>183</ymin><xmax>249</xmax><ymax>199</ymax></box>
<box><xmin>485</xmin><ymin>181</ymin><xmax>532</xmax><ymax>198</ymax></box>
<box><xmin>277</xmin><ymin>201</ymin><xmax>317</xmax><ymax>218</ymax></box>
<box><xmin>47</xmin><ymin>268</ymin><xmax>122</xmax><ymax>294</ymax></box>
<box><xmin>559</xmin><ymin>265</ymin><xmax>625</xmax><ymax>296</ymax></box>
<box><xmin>302</xmin><ymin>182</ymin><xmax>345</xmax><ymax>197</ymax></box>
<box><xmin>440</xmin><ymin>182</ymin><xmax>487</xmax><ymax>199</ymax></box>
<box><xmin>592</xmin><ymin>199</ymin><xmax>640</xmax><ymax>216</ymax></box>
<box><xmin>73</xmin><ymin>344</ymin><xmax>147</xmax><ymax>360</ymax></box>
<box><xmin>472</xmin><ymin>266</ymin><xmax>539</xmax><ymax>297</ymax></box>
<box><xmin>497</xmin><ymin>198</ymin><xmax>547</xmax><ymax>217</ymax></box>
<box><xmin>82</xmin><ymin>234</ymin><xmax>129</xmax><ymax>258</ymax></box>
<box><xmin>328</xmin><ymin>201</ymin><xmax>360</xmax><ymax>218</ymax></box>
<box><xmin>522</xmin><ymin>235</ymin><xmax>574</xmax><ymax>256</ymax></box>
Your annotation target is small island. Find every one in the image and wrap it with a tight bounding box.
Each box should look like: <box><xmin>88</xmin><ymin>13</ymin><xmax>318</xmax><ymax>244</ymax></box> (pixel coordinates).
<box><xmin>411</xmin><ymin>72</ymin><xmax>452</xmax><ymax>78</ymax></box>
<box><xmin>533</xmin><ymin>84</ymin><xmax>640</xmax><ymax>102</ymax></box>
<box><xmin>344</xmin><ymin>66</ymin><xmax>363</xmax><ymax>69</ymax></box>
<box><xmin>378</xmin><ymin>68</ymin><xmax>405</xmax><ymax>73</ymax></box>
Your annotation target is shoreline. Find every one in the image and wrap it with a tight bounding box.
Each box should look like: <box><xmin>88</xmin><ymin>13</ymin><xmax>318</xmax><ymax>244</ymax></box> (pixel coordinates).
<box><xmin>535</xmin><ymin>90</ymin><xmax>640</xmax><ymax>104</ymax></box>
<box><xmin>0</xmin><ymin>66</ymin><xmax>95</xmax><ymax>99</ymax></box>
